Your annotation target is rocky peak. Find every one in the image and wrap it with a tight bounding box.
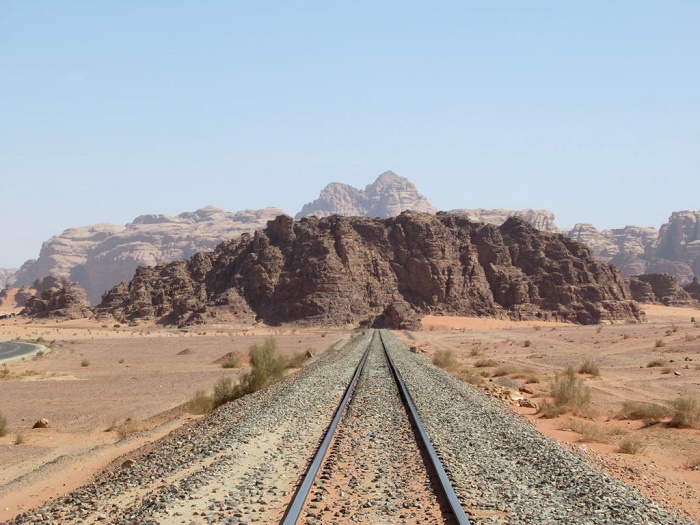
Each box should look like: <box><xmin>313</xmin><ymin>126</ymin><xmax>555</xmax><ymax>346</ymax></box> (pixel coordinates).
<box><xmin>295</xmin><ymin>171</ymin><xmax>436</xmax><ymax>219</ymax></box>
<box><xmin>628</xmin><ymin>274</ymin><xmax>699</xmax><ymax>307</ymax></box>
<box><xmin>22</xmin><ymin>276</ymin><xmax>92</xmax><ymax>319</ymax></box>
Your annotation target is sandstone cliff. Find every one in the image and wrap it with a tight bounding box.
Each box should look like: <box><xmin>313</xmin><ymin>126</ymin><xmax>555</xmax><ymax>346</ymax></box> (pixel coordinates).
<box><xmin>96</xmin><ymin>213</ymin><xmax>643</xmax><ymax>327</ymax></box>
<box><xmin>295</xmin><ymin>171</ymin><xmax>436</xmax><ymax>219</ymax></box>
<box><xmin>0</xmin><ymin>269</ymin><xmax>16</xmax><ymax>289</ymax></box>
<box><xmin>12</xmin><ymin>207</ymin><xmax>284</xmax><ymax>305</ymax></box>
<box><xmin>449</xmin><ymin>209</ymin><xmax>560</xmax><ymax>233</ymax></box>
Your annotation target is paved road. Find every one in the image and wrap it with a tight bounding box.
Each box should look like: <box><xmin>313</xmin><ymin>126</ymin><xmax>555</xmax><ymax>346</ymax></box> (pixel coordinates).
<box><xmin>0</xmin><ymin>341</ymin><xmax>42</xmax><ymax>362</ymax></box>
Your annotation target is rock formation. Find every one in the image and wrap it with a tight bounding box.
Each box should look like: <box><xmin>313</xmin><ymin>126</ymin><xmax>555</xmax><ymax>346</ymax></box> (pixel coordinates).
<box><xmin>12</xmin><ymin>207</ymin><xmax>284</xmax><ymax>305</ymax></box>
<box><xmin>22</xmin><ymin>276</ymin><xmax>92</xmax><ymax>319</ymax></box>
<box><xmin>628</xmin><ymin>274</ymin><xmax>699</xmax><ymax>307</ymax></box>
<box><xmin>0</xmin><ymin>268</ymin><xmax>16</xmax><ymax>288</ymax></box>
<box><xmin>449</xmin><ymin>209</ymin><xmax>560</xmax><ymax>233</ymax></box>
<box><xmin>684</xmin><ymin>277</ymin><xmax>700</xmax><ymax>302</ymax></box>
<box><xmin>296</xmin><ymin>171</ymin><xmax>436</xmax><ymax>219</ymax></box>
<box><xmin>96</xmin><ymin>212</ymin><xmax>643</xmax><ymax>327</ymax></box>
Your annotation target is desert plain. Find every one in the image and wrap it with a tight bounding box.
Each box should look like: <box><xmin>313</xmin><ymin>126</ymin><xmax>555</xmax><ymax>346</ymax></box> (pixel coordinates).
<box><xmin>0</xmin><ymin>302</ymin><xmax>699</xmax><ymax>523</ymax></box>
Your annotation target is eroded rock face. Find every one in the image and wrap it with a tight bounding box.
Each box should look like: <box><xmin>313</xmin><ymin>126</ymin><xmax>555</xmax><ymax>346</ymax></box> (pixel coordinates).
<box><xmin>295</xmin><ymin>171</ymin><xmax>436</xmax><ymax>219</ymax></box>
<box><xmin>683</xmin><ymin>277</ymin><xmax>700</xmax><ymax>302</ymax></box>
<box><xmin>628</xmin><ymin>274</ymin><xmax>699</xmax><ymax>307</ymax></box>
<box><xmin>12</xmin><ymin>207</ymin><xmax>285</xmax><ymax>305</ymax></box>
<box><xmin>22</xmin><ymin>276</ymin><xmax>92</xmax><ymax>319</ymax></box>
<box><xmin>97</xmin><ymin>213</ymin><xmax>643</xmax><ymax>326</ymax></box>
<box><xmin>0</xmin><ymin>269</ymin><xmax>16</xmax><ymax>288</ymax></box>
<box><xmin>450</xmin><ymin>209</ymin><xmax>560</xmax><ymax>233</ymax></box>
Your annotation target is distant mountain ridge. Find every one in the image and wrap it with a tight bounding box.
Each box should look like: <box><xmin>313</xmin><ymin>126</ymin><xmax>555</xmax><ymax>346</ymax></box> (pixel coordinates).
<box><xmin>5</xmin><ymin>171</ymin><xmax>700</xmax><ymax>306</ymax></box>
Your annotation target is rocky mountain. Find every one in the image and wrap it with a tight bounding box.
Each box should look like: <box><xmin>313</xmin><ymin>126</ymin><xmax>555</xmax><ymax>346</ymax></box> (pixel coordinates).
<box><xmin>628</xmin><ymin>274</ymin><xmax>699</xmax><ymax>307</ymax></box>
<box><xmin>12</xmin><ymin>207</ymin><xmax>284</xmax><ymax>305</ymax></box>
<box><xmin>295</xmin><ymin>171</ymin><xmax>436</xmax><ymax>219</ymax></box>
<box><xmin>96</xmin><ymin>212</ymin><xmax>643</xmax><ymax>327</ymax></box>
<box><xmin>0</xmin><ymin>268</ymin><xmax>16</xmax><ymax>288</ymax></box>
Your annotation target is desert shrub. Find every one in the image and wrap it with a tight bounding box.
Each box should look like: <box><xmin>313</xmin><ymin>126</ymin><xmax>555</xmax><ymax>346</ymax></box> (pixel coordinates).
<box><xmin>646</xmin><ymin>359</ymin><xmax>667</xmax><ymax>368</ymax></box>
<box><xmin>474</xmin><ymin>359</ymin><xmax>499</xmax><ymax>368</ymax></box>
<box><xmin>618</xmin><ymin>435</ymin><xmax>646</xmax><ymax>454</ymax></box>
<box><xmin>0</xmin><ymin>412</ymin><xmax>7</xmax><ymax>437</ymax></box>
<box><xmin>493</xmin><ymin>365</ymin><xmax>518</xmax><ymax>377</ymax></box>
<box><xmin>14</xmin><ymin>433</ymin><xmax>25</xmax><ymax>445</ymax></box>
<box><xmin>81</xmin><ymin>359</ymin><xmax>90</xmax><ymax>367</ymax></box>
<box><xmin>655</xmin><ymin>339</ymin><xmax>666</xmax><ymax>348</ymax></box>
<box><xmin>622</xmin><ymin>333</ymin><xmax>630</xmax><ymax>340</ymax></box>
<box><xmin>469</xmin><ymin>346</ymin><xmax>483</xmax><ymax>357</ymax></box>
<box><xmin>113</xmin><ymin>324</ymin><xmax>121</xmax><ymax>329</ymax></box>
<box><xmin>113</xmin><ymin>418</ymin><xmax>143</xmax><ymax>439</ymax></box>
<box><xmin>618</xmin><ymin>401</ymin><xmax>669</xmax><ymax>425</ymax></box>
<box><xmin>523</xmin><ymin>374</ymin><xmax>540</xmax><ymax>384</ymax></box>
<box><xmin>534</xmin><ymin>325</ymin><xmax>542</xmax><ymax>331</ymax></box>
<box><xmin>669</xmin><ymin>397</ymin><xmax>700</xmax><ymax>429</ymax></box>
<box><xmin>286</xmin><ymin>351</ymin><xmax>310</xmax><ymax>369</ymax></box>
<box><xmin>559</xmin><ymin>420</ymin><xmax>609</xmax><ymax>443</ymax></box>
<box><xmin>539</xmin><ymin>366</ymin><xmax>591</xmax><ymax>417</ymax></box>
<box><xmin>432</xmin><ymin>350</ymin><xmax>458</xmax><ymax>370</ymax></box>
<box><xmin>245</xmin><ymin>338</ymin><xmax>286</xmax><ymax>391</ymax></box>
<box><xmin>685</xmin><ymin>333</ymin><xmax>696</xmax><ymax>342</ymax></box>
<box><xmin>187</xmin><ymin>390</ymin><xmax>214</xmax><ymax>415</ymax></box>
<box><xmin>1</xmin><ymin>367</ymin><xmax>9</xmax><ymax>379</ymax></box>
<box><xmin>221</xmin><ymin>354</ymin><xmax>241</xmax><ymax>369</ymax></box>
<box><xmin>578</xmin><ymin>360</ymin><xmax>600</xmax><ymax>377</ymax></box>
<box><xmin>457</xmin><ymin>369</ymin><xmax>484</xmax><ymax>386</ymax></box>
<box><xmin>177</xmin><ymin>348</ymin><xmax>194</xmax><ymax>355</ymax></box>
<box><xmin>212</xmin><ymin>376</ymin><xmax>242</xmax><ymax>409</ymax></box>
<box><xmin>661</xmin><ymin>367</ymin><xmax>673</xmax><ymax>374</ymax></box>
<box><xmin>685</xmin><ymin>456</ymin><xmax>700</xmax><ymax>470</ymax></box>
<box><xmin>523</xmin><ymin>340</ymin><xmax>531</xmax><ymax>347</ymax></box>
<box><xmin>118</xmin><ymin>358</ymin><xmax>125</xmax><ymax>364</ymax></box>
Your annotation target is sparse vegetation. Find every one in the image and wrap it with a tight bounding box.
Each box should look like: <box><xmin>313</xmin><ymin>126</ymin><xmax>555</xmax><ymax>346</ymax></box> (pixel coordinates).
<box><xmin>661</xmin><ymin>367</ymin><xmax>673</xmax><ymax>374</ymax></box>
<box><xmin>539</xmin><ymin>366</ymin><xmax>591</xmax><ymax>418</ymax></box>
<box><xmin>523</xmin><ymin>340</ymin><xmax>531</xmax><ymax>347</ymax></box>
<box><xmin>221</xmin><ymin>354</ymin><xmax>241</xmax><ymax>369</ymax></box>
<box><xmin>558</xmin><ymin>419</ymin><xmax>609</xmax><ymax>443</ymax></box>
<box><xmin>212</xmin><ymin>376</ymin><xmax>240</xmax><ymax>409</ymax></box>
<box><xmin>457</xmin><ymin>369</ymin><xmax>484</xmax><ymax>386</ymax></box>
<box><xmin>655</xmin><ymin>339</ymin><xmax>666</xmax><ymax>348</ymax></box>
<box><xmin>646</xmin><ymin>359</ymin><xmax>667</xmax><ymax>368</ymax></box>
<box><xmin>177</xmin><ymin>348</ymin><xmax>194</xmax><ymax>355</ymax></box>
<box><xmin>533</xmin><ymin>325</ymin><xmax>542</xmax><ymax>331</ymax></box>
<box><xmin>685</xmin><ymin>333</ymin><xmax>696</xmax><ymax>342</ymax></box>
<box><xmin>0</xmin><ymin>412</ymin><xmax>7</xmax><ymax>437</ymax></box>
<box><xmin>432</xmin><ymin>350</ymin><xmax>458</xmax><ymax>371</ymax></box>
<box><xmin>14</xmin><ymin>433</ymin><xmax>25</xmax><ymax>445</ymax></box>
<box><xmin>474</xmin><ymin>359</ymin><xmax>498</xmax><ymax>368</ymax></box>
<box><xmin>668</xmin><ymin>397</ymin><xmax>700</xmax><ymax>429</ymax></box>
<box><xmin>618</xmin><ymin>435</ymin><xmax>646</xmax><ymax>454</ymax></box>
<box><xmin>114</xmin><ymin>418</ymin><xmax>143</xmax><ymax>439</ymax></box>
<box><xmin>493</xmin><ymin>365</ymin><xmax>519</xmax><ymax>377</ymax></box>
<box><xmin>622</xmin><ymin>333</ymin><xmax>630</xmax><ymax>340</ymax></box>
<box><xmin>685</xmin><ymin>456</ymin><xmax>700</xmax><ymax>470</ymax></box>
<box><xmin>187</xmin><ymin>390</ymin><xmax>214</xmax><ymax>415</ymax></box>
<box><xmin>118</xmin><ymin>358</ymin><xmax>125</xmax><ymax>364</ymax></box>
<box><xmin>617</xmin><ymin>401</ymin><xmax>669</xmax><ymax>425</ymax></box>
<box><xmin>578</xmin><ymin>360</ymin><xmax>600</xmax><ymax>377</ymax></box>
<box><xmin>286</xmin><ymin>351</ymin><xmax>310</xmax><ymax>369</ymax></box>
<box><xmin>469</xmin><ymin>346</ymin><xmax>484</xmax><ymax>357</ymax></box>
<box><xmin>81</xmin><ymin>359</ymin><xmax>90</xmax><ymax>367</ymax></box>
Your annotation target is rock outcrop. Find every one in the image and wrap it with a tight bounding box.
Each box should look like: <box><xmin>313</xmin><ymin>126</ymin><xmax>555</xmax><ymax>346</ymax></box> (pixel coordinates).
<box><xmin>0</xmin><ymin>269</ymin><xmax>16</xmax><ymax>288</ymax></box>
<box><xmin>12</xmin><ymin>207</ymin><xmax>284</xmax><ymax>305</ymax></box>
<box><xmin>22</xmin><ymin>276</ymin><xmax>92</xmax><ymax>319</ymax></box>
<box><xmin>684</xmin><ymin>277</ymin><xmax>700</xmax><ymax>302</ymax></box>
<box><xmin>96</xmin><ymin>213</ymin><xmax>643</xmax><ymax>327</ymax></box>
<box><xmin>449</xmin><ymin>209</ymin><xmax>560</xmax><ymax>233</ymax></box>
<box><xmin>295</xmin><ymin>171</ymin><xmax>436</xmax><ymax>219</ymax></box>
<box><xmin>628</xmin><ymin>274</ymin><xmax>699</xmax><ymax>307</ymax></box>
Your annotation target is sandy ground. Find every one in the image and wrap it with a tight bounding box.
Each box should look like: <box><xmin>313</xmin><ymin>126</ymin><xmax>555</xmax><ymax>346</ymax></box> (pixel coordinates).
<box><xmin>0</xmin><ymin>316</ymin><xmax>345</xmax><ymax>520</ymax></box>
<box><xmin>0</xmin><ymin>305</ymin><xmax>699</xmax><ymax>522</ymax></box>
<box><xmin>418</xmin><ymin>305</ymin><xmax>700</xmax><ymax>522</ymax></box>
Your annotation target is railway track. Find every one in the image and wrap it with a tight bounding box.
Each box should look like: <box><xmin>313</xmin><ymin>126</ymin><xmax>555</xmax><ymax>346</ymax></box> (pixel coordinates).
<box><xmin>281</xmin><ymin>330</ymin><xmax>471</xmax><ymax>524</ymax></box>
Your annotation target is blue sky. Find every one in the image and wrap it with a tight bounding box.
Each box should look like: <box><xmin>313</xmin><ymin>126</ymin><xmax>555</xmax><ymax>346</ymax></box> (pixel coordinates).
<box><xmin>1</xmin><ymin>1</ymin><xmax>698</xmax><ymax>268</ymax></box>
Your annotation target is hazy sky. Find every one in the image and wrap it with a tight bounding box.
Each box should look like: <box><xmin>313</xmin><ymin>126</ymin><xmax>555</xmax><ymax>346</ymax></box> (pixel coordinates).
<box><xmin>1</xmin><ymin>2</ymin><xmax>698</xmax><ymax>268</ymax></box>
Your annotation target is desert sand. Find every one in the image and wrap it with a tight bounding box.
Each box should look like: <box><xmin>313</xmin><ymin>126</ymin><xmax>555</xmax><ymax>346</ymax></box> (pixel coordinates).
<box><xmin>0</xmin><ymin>305</ymin><xmax>699</xmax><ymax>521</ymax></box>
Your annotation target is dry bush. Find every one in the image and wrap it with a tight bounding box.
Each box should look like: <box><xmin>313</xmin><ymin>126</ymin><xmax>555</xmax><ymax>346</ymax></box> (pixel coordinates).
<box><xmin>245</xmin><ymin>337</ymin><xmax>286</xmax><ymax>391</ymax></box>
<box><xmin>212</xmin><ymin>376</ymin><xmax>241</xmax><ymax>409</ymax></box>
<box><xmin>433</xmin><ymin>350</ymin><xmax>458</xmax><ymax>370</ymax></box>
<box><xmin>114</xmin><ymin>418</ymin><xmax>143</xmax><ymax>440</ymax></box>
<box><xmin>578</xmin><ymin>360</ymin><xmax>600</xmax><ymax>377</ymax></box>
<box><xmin>474</xmin><ymin>359</ymin><xmax>498</xmax><ymax>368</ymax></box>
<box><xmin>177</xmin><ymin>348</ymin><xmax>194</xmax><ymax>355</ymax></box>
<box><xmin>618</xmin><ymin>435</ymin><xmax>646</xmax><ymax>454</ymax></box>
<box><xmin>14</xmin><ymin>433</ymin><xmax>25</xmax><ymax>445</ymax></box>
<box><xmin>286</xmin><ymin>351</ymin><xmax>310</xmax><ymax>369</ymax></box>
<box><xmin>187</xmin><ymin>390</ymin><xmax>214</xmax><ymax>415</ymax></box>
<box><xmin>617</xmin><ymin>401</ymin><xmax>669</xmax><ymax>425</ymax></box>
<box><xmin>558</xmin><ymin>420</ymin><xmax>609</xmax><ymax>443</ymax></box>
<box><xmin>81</xmin><ymin>359</ymin><xmax>90</xmax><ymax>367</ymax></box>
<box><xmin>655</xmin><ymin>339</ymin><xmax>666</xmax><ymax>348</ymax></box>
<box><xmin>685</xmin><ymin>333</ymin><xmax>697</xmax><ymax>342</ymax></box>
<box><xmin>469</xmin><ymin>346</ymin><xmax>484</xmax><ymax>357</ymax></box>
<box><xmin>493</xmin><ymin>365</ymin><xmax>519</xmax><ymax>377</ymax></box>
<box><xmin>523</xmin><ymin>340</ymin><xmax>532</xmax><ymax>347</ymax></box>
<box><xmin>661</xmin><ymin>367</ymin><xmax>673</xmax><ymax>374</ymax></box>
<box><xmin>646</xmin><ymin>359</ymin><xmax>667</xmax><ymax>368</ymax></box>
<box><xmin>0</xmin><ymin>367</ymin><xmax>9</xmax><ymax>380</ymax></box>
<box><xmin>685</xmin><ymin>456</ymin><xmax>700</xmax><ymax>470</ymax></box>
<box><xmin>0</xmin><ymin>412</ymin><xmax>7</xmax><ymax>437</ymax></box>
<box><xmin>539</xmin><ymin>366</ymin><xmax>591</xmax><ymax>418</ymax></box>
<box><xmin>221</xmin><ymin>354</ymin><xmax>241</xmax><ymax>369</ymax></box>
<box><xmin>669</xmin><ymin>397</ymin><xmax>700</xmax><ymax>429</ymax></box>
<box><xmin>523</xmin><ymin>374</ymin><xmax>540</xmax><ymax>384</ymax></box>
<box><xmin>457</xmin><ymin>369</ymin><xmax>484</xmax><ymax>386</ymax></box>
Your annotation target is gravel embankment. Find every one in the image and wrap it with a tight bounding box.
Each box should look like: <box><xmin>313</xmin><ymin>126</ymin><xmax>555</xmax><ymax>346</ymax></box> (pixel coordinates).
<box><xmin>306</xmin><ymin>332</ymin><xmax>453</xmax><ymax>523</ymax></box>
<box><xmin>8</xmin><ymin>332</ymin><xmax>372</xmax><ymax>525</ymax></box>
<box><xmin>382</xmin><ymin>329</ymin><xmax>695</xmax><ymax>525</ymax></box>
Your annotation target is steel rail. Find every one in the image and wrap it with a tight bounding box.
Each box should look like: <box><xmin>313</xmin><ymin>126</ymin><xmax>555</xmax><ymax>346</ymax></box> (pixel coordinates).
<box><xmin>280</xmin><ymin>335</ymin><xmax>372</xmax><ymax>525</ymax></box>
<box><xmin>380</xmin><ymin>330</ymin><xmax>472</xmax><ymax>525</ymax></box>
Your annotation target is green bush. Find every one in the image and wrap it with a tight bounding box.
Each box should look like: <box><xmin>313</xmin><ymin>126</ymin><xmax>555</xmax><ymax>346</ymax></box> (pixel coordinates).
<box><xmin>212</xmin><ymin>376</ymin><xmax>241</xmax><ymax>409</ymax></box>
